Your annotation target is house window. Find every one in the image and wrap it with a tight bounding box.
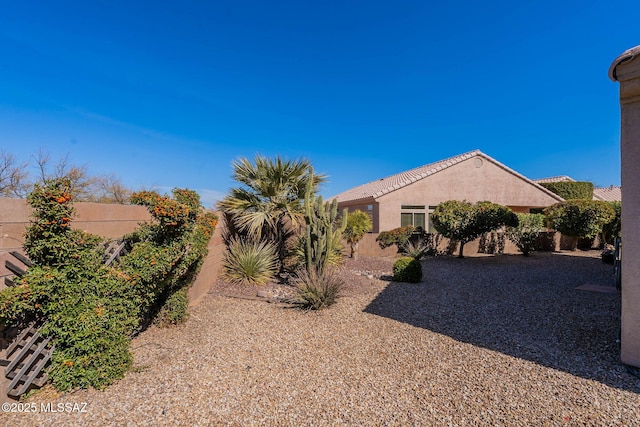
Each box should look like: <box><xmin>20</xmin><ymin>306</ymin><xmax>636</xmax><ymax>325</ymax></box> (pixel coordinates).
<box><xmin>400</xmin><ymin>205</ymin><xmax>426</xmax><ymax>230</ymax></box>
<box><xmin>427</xmin><ymin>206</ymin><xmax>438</xmax><ymax>233</ymax></box>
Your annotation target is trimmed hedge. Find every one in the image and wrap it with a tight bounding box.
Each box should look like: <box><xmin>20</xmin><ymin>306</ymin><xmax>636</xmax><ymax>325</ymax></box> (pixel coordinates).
<box><xmin>544</xmin><ymin>199</ymin><xmax>615</xmax><ymax>239</ymax></box>
<box><xmin>393</xmin><ymin>256</ymin><xmax>422</xmax><ymax>283</ymax></box>
<box><xmin>376</xmin><ymin>226</ymin><xmax>415</xmax><ymax>250</ymax></box>
<box><xmin>539</xmin><ymin>182</ymin><xmax>594</xmax><ymax>200</ymax></box>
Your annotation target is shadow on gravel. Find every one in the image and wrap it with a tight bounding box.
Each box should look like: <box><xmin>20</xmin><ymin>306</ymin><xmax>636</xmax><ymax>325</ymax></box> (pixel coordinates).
<box><xmin>363</xmin><ymin>252</ymin><xmax>640</xmax><ymax>393</ymax></box>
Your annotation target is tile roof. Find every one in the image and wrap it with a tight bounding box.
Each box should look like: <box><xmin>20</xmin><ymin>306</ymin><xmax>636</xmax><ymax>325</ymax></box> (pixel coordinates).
<box><xmin>331</xmin><ymin>150</ymin><xmax>563</xmax><ymax>204</ymax></box>
<box><xmin>593</xmin><ymin>186</ymin><xmax>622</xmax><ymax>202</ymax></box>
<box><xmin>532</xmin><ymin>176</ymin><xmax>576</xmax><ymax>183</ymax></box>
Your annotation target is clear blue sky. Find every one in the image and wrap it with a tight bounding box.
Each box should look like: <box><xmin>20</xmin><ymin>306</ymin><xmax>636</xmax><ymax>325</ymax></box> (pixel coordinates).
<box><xmin>1</xmin><ymin>1</ymin><xmax>636</xmax><ymax>208</ymax></box>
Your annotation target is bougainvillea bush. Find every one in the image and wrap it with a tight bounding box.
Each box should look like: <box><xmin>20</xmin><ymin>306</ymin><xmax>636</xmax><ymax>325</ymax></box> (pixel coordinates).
<box><xmin>0</xmin><ymin>179</ymin><xmax>216</xmax><ymax>391</ymax></box>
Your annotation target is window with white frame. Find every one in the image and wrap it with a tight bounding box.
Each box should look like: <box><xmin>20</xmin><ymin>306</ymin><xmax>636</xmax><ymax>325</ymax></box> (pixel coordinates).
<box><xmin>400</xmin><ymin>205</ymin><xmax>426</xmax><ymax>230</ymax></box>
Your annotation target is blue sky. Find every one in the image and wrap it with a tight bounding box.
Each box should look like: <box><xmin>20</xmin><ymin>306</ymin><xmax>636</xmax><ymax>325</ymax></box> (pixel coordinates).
<box><xmin>0</xmin><ymin>1</ymin><xmax>637</xmax><ymax>208</ymax></box>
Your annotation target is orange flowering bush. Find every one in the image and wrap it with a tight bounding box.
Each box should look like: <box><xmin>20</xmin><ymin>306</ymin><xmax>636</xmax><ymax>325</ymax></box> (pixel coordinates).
<box><xmin>122</xmin><ymin>188</ymin><xmax>216</xmax><ymax>326</ymax></box>
<box><xmin>130</xmin><ymin>190</ymin><xmax>192</xmax><ymax>235</ymax></box>
<box><xmin>24</xmin><ymin>178</ymin><xmax>99</xmax><ymax>266</ymax></box>
<box><xmin>0</xmin><ymin>181</ymin><xmax>216</xmax><ymax>392</ymax></box>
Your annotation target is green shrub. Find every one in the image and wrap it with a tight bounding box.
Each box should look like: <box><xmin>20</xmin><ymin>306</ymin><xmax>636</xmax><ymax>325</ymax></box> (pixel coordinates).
<box><xmin>544</xmin><ymin>200</ymin><xmax>616</xmax><ymax>239</ymax></box>
<box><xmin>154</xmin><ymin>287</ymin><xmax>189</xmax><ymax>327</ymax></box>
<box><xmin>376</xmin><ymin>226</ymin><xmax>415</xmax><ymax>250</ymax></box>
<box><xmin>539</xmin><ymin>182</ymin><xmax>594</xmax><ymax>200</ymax></box>
<box><xmin>23</xmin><ymin>178</ymin><xmax>101</xmax><ymax>267</ymax></box>
<box><xmin>223</xmin><ymin>238</ymin><xmax>278</xmax><ymax>286</ymax></box>
<box><xmin>393</xmin><ymin>256</ymin><xmax>422</xmax><ymax>283</ymax></box>
<box><xmin>291</xmin><ymin>268</ymin><xmax>343</xmax><ymax>310</ymax></box>
<box><xmin>506</xmin><ymin>213</ymin><xmax>545</xmax><ymax>256</ymax></box>
<box><xmin>32</xmin><ymin>265</ymin><xmax>138</xmax><ymax>391</ymax></box>
<box><xmin>0</xmin><ymin>182</ymin><xmax>216</xmax><ymax>392</ymax></box>
<box><xmin>123</xmin><ymin>188</ymin><xmax>215</xmax><ymax>326</ymax></box>
<box><xmin>602</xmin><ymin>201</ymin><xmax>621</xmax><ymax>244</ymax></box>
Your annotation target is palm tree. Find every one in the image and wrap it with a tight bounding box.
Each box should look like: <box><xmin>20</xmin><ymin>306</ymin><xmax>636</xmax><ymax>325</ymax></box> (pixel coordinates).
<box><xmin>343</xmin><ymin>210</ymin><xmax>373</xmax><ymax>259</ymax></box>
<box><xmin>218</xmin><ymin>155</ymin><xmax>326</xmax><ymax>273</ymax></box>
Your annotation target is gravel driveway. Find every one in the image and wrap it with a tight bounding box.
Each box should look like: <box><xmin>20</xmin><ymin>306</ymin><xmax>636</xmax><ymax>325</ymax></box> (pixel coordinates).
<box><xmin>2</xmin><ymin>250</ymin><xmax>639</xmax><ymax>426</ymax></box>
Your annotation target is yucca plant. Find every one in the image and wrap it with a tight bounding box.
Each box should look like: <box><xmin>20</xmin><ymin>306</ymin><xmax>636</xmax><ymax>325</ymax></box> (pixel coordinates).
<box><xmin>291</xmin><ymin>268</ymin><xmax>343</xmax><ymax>310</ymax></box>
<box><xmin>402</xmin><ymin>239</ymin><xmax>429</xmax><ymax>260</ymax></box>
<box><xmin>223</xmin><ymin>238</ymin><xmax>277</xmax><ymax>286</ymax></box>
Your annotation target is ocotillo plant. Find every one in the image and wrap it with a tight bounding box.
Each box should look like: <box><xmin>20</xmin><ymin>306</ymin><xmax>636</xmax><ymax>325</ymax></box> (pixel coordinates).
<box><xmin>303</xmin><ymin>168</ymin><xmax>348</xmax><ymax>275</ymax></box>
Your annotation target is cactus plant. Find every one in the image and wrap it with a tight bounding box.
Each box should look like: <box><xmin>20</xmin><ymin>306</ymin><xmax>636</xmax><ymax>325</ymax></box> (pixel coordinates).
<box><xmin>302</xmin><ymin>168</ymin><xmax>348</xmax><ymax>275</ymax></box>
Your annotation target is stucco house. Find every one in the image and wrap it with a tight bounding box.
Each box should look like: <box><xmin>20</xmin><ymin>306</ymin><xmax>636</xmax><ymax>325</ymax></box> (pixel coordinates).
<box><xmin>332</xmin><ymin>150</ymin><xmax>564</xmax><ymax>233</ymax></box>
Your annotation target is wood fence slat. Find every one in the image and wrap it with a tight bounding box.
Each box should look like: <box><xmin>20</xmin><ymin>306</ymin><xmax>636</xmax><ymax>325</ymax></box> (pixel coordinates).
<box><xmin>3</xmin><ymin>323</ymin><xmax>34</xmax><ymax>360</ymax></box>
<box><xmin>9</xmin><ymin>251</ymin><xmax>33</xmax><ymax>267</ymax></box>
<box><xmin>105</xmin><ymin>241</ymin><xmax>127</xmax><ymax>266</ymax></box>
<box><xmin>14</xmin><ymin>339</ymin><xmax>52</xmax><ymax>396</ymax></box>
<box><xmin>7</xmin><ymin>337</ymin><xmax>51</xmax><ymax>397</ymax></box>
<box><xmin>5</xmin><ymin>260</ymin><xmax>26</xmax><ymax>277</ymax></box>
<box><xmin>5</xmin><ymin>327</ymin><xmax>39</xmax><ymax>374</ymax></box>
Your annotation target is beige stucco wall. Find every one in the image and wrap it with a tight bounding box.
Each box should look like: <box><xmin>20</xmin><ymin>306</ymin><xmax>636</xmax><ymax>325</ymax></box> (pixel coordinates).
<box><xmin>375</xmin><ymin>155</ymin><xmax>561</xmax><ymax>232</ymax></box>
<box><xmin>188</xmin><ymin>214</ymin><xmax>225</xmax><ymax>307</ymax></box>
<box><xmin>0</xmin><ymin>197</ymin><xmax>151</xmax><ymax>250</ymax></box>
<box><xmin>611</xmin><ymin>46</ymin><xmax>640</xmax><ymax>368</ymax></box>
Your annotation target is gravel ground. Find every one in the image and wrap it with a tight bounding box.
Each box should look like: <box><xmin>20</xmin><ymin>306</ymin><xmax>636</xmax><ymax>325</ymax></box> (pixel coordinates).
<box><xmin>2</xmin><ymin>250</ymin><xmax>639</xmax><ymax>426</ymax></box>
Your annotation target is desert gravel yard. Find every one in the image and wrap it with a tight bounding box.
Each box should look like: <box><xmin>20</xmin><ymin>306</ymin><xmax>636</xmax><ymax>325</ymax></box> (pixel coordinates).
<box><xmin>3</xmin><ymin>250</ymin><xmax>639</xmax><ymax>426</ymax></box>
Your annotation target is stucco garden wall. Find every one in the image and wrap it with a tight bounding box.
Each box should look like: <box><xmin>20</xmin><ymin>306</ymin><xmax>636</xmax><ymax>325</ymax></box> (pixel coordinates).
<box><xmin>0</xmin><ymin>197</ymin><xmax>223</xmax><ymax>307</ymax></box>
<box><xmin>0</xmin><ymin>197</ymin><xmax>151</xmax><ymax>251</ymax></box>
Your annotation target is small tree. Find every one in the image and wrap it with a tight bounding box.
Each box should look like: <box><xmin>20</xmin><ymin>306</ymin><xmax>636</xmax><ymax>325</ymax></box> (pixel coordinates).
<box><xmin>601</xmin><ymin>201</ymin><xmax>621</xmax><ymax>245</ymax></box>
<box><xmin>343</xmin><ymin>210</ymin><xmax>372</xmax><ymax>259</ymax></box>
<box><xmin>544</xmin><ymin>200</ymin><xmax>616</xmax><ymax>249</ymax></box>
<box><xmin>431</xmin><ymin>200</ymin><xmax>517</xmax><ymax>258</ymax></box>
<box><xmin>506</xmin><ymin>213</ymin><xmax>545</xmax><ymax>256</ymax></box>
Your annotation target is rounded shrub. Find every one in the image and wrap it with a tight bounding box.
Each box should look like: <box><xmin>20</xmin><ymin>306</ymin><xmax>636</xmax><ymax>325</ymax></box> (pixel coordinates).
<box><xmin>393</xmin><ymin>256</ymin><xmax>422</xmax><ymax>283</ymax></box>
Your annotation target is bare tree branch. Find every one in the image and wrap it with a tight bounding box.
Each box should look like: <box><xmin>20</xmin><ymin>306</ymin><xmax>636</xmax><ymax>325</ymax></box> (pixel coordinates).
<box><xmin>0</xmin><ymin>150</ymin><xmax>29</xmax><ymax>197</ymax></box>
